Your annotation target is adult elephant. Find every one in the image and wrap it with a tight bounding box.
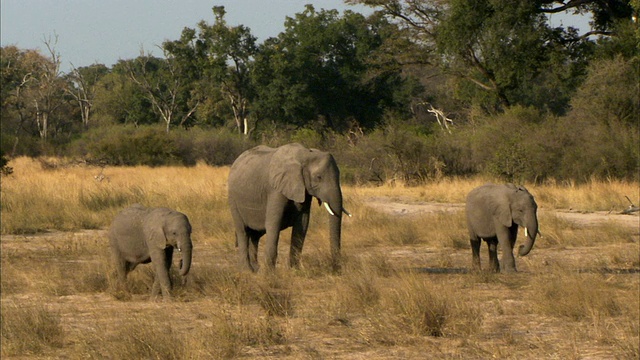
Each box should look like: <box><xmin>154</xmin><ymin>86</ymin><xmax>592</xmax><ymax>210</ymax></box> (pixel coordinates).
<box><xmin>109</xmin><ymin>204</ymin><xmax>193</xmax><ymax>300</ymax></box>
<box><xmin>465</xmin><ymin>184</ymin><xmax>538</xmax><ymax>273</ymax></box>
<box><xmin>228</xmin><ymin>143</ymin><xmax>349</xmax><ymax>272</ymax></box>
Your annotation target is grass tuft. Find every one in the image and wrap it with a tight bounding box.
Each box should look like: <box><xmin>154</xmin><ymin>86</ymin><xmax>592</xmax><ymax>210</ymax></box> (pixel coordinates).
<box><xmin>1</xmin><ymin>303</ymin><xmax>65</xmax><ymax>356</ymax></box>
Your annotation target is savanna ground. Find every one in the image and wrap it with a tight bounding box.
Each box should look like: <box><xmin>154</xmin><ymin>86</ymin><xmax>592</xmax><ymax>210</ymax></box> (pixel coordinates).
<box><xmin>1</xmin><ymin>157</ymin><xmax>638</xmax><ymax>359</ymax></box>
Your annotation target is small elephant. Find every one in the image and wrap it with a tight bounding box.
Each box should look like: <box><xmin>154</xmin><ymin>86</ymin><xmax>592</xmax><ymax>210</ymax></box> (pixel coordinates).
<box><xmin>109</xmin><ymin>204</ymin><xmax>193</xmax><ymax>300</ymax></box>
<box><xmin>228</xmin><ymin>143</ymin><xmax>350</xmax><ymax>272</ymax></box>
<box><xmin>465</xmin><ymin>183</ymin><xmax>538</xmax><ymax>272</ymax></box>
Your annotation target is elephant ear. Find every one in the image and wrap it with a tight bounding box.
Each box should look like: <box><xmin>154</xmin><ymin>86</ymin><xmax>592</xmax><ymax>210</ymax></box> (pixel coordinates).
<box><xmin>494</xmin><ymin>193</ymin><xmax>513</xmax><ymax>228</ymax></box>
<box><xmin>269</xmin><ymin>144</ymin><xmax>307</xmax><ymax>203</ymax></box>
<box><xmin>142</xmin><ymin>212</ymin><xmax>168</xmax><ymax>250</ymax></box>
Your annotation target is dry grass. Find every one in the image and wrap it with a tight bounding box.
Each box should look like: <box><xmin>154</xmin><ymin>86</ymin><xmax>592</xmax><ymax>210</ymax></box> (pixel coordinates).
<box><xmin>1</xmin><ymin>157</ymin><xmax>638</xmax><ymax>359</ymax></box>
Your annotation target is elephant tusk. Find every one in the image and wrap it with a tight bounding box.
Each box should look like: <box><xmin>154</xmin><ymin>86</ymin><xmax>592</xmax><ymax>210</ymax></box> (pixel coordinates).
<box><xmin>343</xmin><ymin>208</ymin><xmax>352</xmax><ymax>217</ymax></box>
<box><xmin>524</xmin><ymin>227</ymin><xmax>528</xmax><ymax>238</ymax></box>
<box><xmin>323</xmin><ymin>202</ymin><xmax>336</xmax><ymax>216</ymax></box>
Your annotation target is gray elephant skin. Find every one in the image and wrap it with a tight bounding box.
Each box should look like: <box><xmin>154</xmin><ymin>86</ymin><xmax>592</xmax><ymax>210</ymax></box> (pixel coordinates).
<box><xmin>465</xmin><ymin>183</ymin><xmax>538</xmax><ymax>272</ymax></box>
<box><xmin>228</xmin><ymin>143</ymin><xmax>348</xmax><ymax>272</ymax></box>
<box><xmin>109</xmin><ymin>204</ymin><xmax>193</xmax><ymax>300</ymax></box>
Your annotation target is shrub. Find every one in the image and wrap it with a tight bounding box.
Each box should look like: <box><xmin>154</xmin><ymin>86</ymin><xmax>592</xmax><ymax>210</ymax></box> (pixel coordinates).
<box><xmin>0</xmin><ymin>149</ymin><xmax>12</xmax><ymax>176</ymax></box>
<box><xmin>192</xmin><ymin>127</ymin><xmax>252</xmax><ymax>166</ymax></box>
<box><xmin>70</xmin><ymin>125</ymin><xmax>196</xmax><ymax>166</ymax></box>
<box><xmin>570</xmin><ymin>56</ymin><xmax>639</xmax><ymax>126</ymax></box>
<box><xmin>467</xmin><ymin>107</ymin><xmax>541</xmax><ymax>182</ymax></box>
<box><xmin>290</xmin><ymin>128</ymin><xmax>324</xmax><ymax>149</ymax></box>
<box><xmin>335</xmin><ymin>126</ymin><xmax>448</xmax><ymax>185</ymax></box>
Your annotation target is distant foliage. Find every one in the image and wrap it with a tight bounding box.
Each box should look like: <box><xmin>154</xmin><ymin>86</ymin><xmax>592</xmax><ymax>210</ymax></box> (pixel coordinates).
<box><xmin>71</xmin><ymin>125</ymin><xmax>192</xmax><ymax>166</ymax></box>
<box><xmin>68</xmin><ymin>125</ymin><xmax>251</xmax><ymax>167</ymax></box>
<box><xmin>191</xmin><ymin>127</ymin><xmax>251</xmax><ymax>166</ymax></box>
<box><xmin>1</xmin><ymin>2</ymin><xmax>638</xmax><ymax>182</ymax></box>
<box><xmin>0</xmin><ymin>149</ymin><xmax>13</xmax><ymax>176</ymax></box>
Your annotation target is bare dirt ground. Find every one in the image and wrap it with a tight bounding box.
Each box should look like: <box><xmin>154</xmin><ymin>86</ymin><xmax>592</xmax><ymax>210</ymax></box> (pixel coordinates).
<box><xmin>1</xmin><ymin>198</ymin><xmax>638</xmax><ymax>359</ymax></box>
<box><xmin>365</xmin><ymin>196</ymin><xmax>639</xmax><ymax>272</ymax></box>
<box><xmin>365</xmin><ymin>196</ymin><xmax>640</xmax><ymax>229</ymax></box>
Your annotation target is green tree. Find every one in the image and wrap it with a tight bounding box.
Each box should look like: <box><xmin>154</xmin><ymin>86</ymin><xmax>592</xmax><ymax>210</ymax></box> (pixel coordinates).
<box><xmin>123</xmin><ymin>53</ymin><xmax>199</xmax><ymax>132</ymax></box>
<box><xmin>350</xmin><ymin>0</ymin><xmax>634</xmax><ymax>115</ymax></box>
<box><xmin>92</xmin><ymin>60</ymin><xmax>156</xmax><ymax>127</ymax></box>
<box><xmin>163</xmin><ymin>6</ymin><xmax>258</xmax><ymax>134</ymax></box>
<box><xmin>252</xmin><ymin>5</ymin><xmax>417</xmax><ymax>132</ymax></box>
<box><xmin>0</xmin><ymin>42</ymin><xmax>76</xmax><ymax>155</ymax></box>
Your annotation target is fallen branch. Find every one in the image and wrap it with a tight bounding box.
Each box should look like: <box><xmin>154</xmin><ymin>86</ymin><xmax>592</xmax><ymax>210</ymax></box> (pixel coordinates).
<box><xmin>621</xmin><ymin>196</ymin><xmax>639</xmax><ymax>215</ymax></box>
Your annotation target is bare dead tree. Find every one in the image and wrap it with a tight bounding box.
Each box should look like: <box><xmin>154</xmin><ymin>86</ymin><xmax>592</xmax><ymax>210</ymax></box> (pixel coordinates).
<box><xmin>35</xmin><ymin>35</ymin><xmax>65</xmax><ymax>142</ymax></box>
<box><xmin>413</xmin><ymin>102</ymin><xmax>453</xmax><ymax>133</ymax></box>
<box><xmin>65</xmin><ymin>64</ymin><xmax>93</xmax><ymax>129</ymax></box>
<box><xmin>10</xmin><ymin>72</ymin><xmax>33</xmax><ymax>155</ymax></box>
<box><xmin>125</xmin><ymin>48</ymin><xmax>198</xmax><ymax>133</ymax></box>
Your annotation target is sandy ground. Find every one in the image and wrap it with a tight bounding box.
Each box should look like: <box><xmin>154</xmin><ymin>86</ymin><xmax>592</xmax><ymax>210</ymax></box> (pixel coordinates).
<box><xmin>365</xmin><ymin>196</ymin><xmax>640</xmax><ymax>229</ymax></box>
<box><xmin>1</xmin><ymin>198</ymin><xmax>638</xmax><ymax>359</ymax></box>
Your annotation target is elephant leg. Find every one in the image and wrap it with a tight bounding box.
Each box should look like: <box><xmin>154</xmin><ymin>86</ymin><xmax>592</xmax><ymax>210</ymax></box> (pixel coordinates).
<box><xmin>290</xmin><ymin>210</ymin><xmax>310</xmax><ymax>268</ymax></box>
<box><xmin>470</xmin><ymin>236</ymin><xmax>482</xmax><ymax>271</ymax></box>
<box><xmin>150</xmin><ymin>249</ymin><xmax>172</xmax><ymax>301</ymax></box>
<box><xmin>113</xmin><ymin>250</ymin><xmax>137</xmax><ymax>291</ymax></box>
<box><xmin>248</xmin><ymin>230</ymin><xmax>262</xmax><ymax>272</ymax></box>
<box><xmin>113</xmin><ymin>256</ymin><xmax>128</xmax><ymax>283</ymax></box>
<box><xmin>486</xmin><ymin>238</ymin><xmax>500</xmax><ymax>273</ymax></box>
<box><xmin>235</xmin><ymin>229</ymin><xmax>255</xmax><ymax>272</ymax></box>
<box><xmin>499</xmin><ymin>226</ymin><xmax>518</xmax><ymax>273</ymax></box>
<box><xmin>264</xmin><ymin>197</ymin><xmax>287</xmax><ymax>270</ymax></box>
<box><xmin>164</xmin><ymin>247</ymin><xmax>174</xmax><ymax>291</ymax></box>
<box><xmin>264</xmin><ymin>229</ymin><xmax>281</xmax><ymax>270</ymax></box>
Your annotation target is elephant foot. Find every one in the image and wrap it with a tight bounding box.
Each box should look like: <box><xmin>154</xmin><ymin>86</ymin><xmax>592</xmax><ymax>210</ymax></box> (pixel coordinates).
<box><xmin>471</xmin><ymin>261</ymin><xmax>482</xmax><ymax>272</ymax></box>
<box><xmin>239</xmin><ymin>263</ymin><xmax>258</xmax><ymax>273</ymax></box>
<box><xmin>150</xmin><ymin>293</ymin><xmax>173</xmax><ymax>302</ymax></box>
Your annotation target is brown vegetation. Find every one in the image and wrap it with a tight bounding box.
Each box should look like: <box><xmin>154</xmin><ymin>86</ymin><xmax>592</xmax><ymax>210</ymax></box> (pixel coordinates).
<box><xmin>1</xmin><ymin>157</ymin><xmax>638</xmax><ymax>358</ymax></box>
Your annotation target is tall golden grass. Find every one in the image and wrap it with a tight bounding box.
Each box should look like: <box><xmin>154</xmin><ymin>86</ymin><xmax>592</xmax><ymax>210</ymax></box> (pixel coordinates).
<box><xmin>1</xmin><ymin>157</ymin><xmax>638</xmax><ymax>359</ymax></box>
<box><xmin>2</xmin><ymin>157</ymin><xmax>638</xmax><ymax>234</ymax></box>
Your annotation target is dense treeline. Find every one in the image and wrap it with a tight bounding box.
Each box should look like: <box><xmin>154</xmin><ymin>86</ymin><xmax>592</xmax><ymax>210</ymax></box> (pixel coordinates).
<box><xmin>1</xmin><ymin>1</ymin><xmax>638</xmax><ymax>183</ymax></box>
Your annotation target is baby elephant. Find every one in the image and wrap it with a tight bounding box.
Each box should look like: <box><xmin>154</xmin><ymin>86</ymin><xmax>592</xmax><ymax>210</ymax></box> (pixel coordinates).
<box><xmin>465</xmin><ymin>183</ymin><xmax>538</xmax><ymax>273</ymax></box>
<box><xmin>109</xmin><ymin>204</ymin><xmax>193</xmax><ymax>300</ymax></box>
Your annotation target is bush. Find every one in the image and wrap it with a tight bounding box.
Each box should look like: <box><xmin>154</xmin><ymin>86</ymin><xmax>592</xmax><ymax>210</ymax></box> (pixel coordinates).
<box><xmin>192</xmin><ymin>127</ymin><xmax>252</xmax><ymax>166</ymax></box>
<box><xmin>466</xmin><ymin>107</ymin><xmax>541</xmax><ymax>182</ymax></box>
<box><xmin>0</xmin><ymin>149</ymin><xmax>13</xmax><ymax>176</ymax></box>
<box><xmin>334</xmin><ymin>126</ymin><xmax>450</xmax><ymax>185</ymax></box>
<box><xmin>70</xmin><ymin>125</ymin><xmax>193</xmax><ymax>166</ymax></box>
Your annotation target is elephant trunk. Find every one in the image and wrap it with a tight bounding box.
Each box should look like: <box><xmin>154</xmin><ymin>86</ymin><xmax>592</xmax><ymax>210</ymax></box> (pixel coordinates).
<box><xmin>518</xmin><ymin>213</ymin><xmax>538</xmax><ymax>257</ymax></box>
<box><xmin>325</xmin><ymin>194</ymin><xmax>343</xmax><ymax>272</ymax></box>
<box><xmin>329</xmin><ymin>210</ymin><xmax>342</xmax><ymax>271</ymax></box>
<box><xmin>178</xmin><ymin>240</ymin><xmax>192</xmax><ymax>276</ymax></box>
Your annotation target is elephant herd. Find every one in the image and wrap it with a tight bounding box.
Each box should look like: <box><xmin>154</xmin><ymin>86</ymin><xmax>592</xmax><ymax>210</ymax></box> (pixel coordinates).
<box><xmin>108</xmin><ymin>143</ymin><xmax>539</xmax><ymax>301</ymax></box>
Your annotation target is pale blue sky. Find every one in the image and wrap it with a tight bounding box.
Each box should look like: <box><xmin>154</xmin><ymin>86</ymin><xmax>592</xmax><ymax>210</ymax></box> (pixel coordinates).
<box><xmin>1</xmin><ymin>1</ymin><xmax>588</xmax><ymax>74</ymax></box>
<box><xmin>1</xmin><ymin>1</ymin><xmax>371</xmax><ymax>72</ymax></box>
